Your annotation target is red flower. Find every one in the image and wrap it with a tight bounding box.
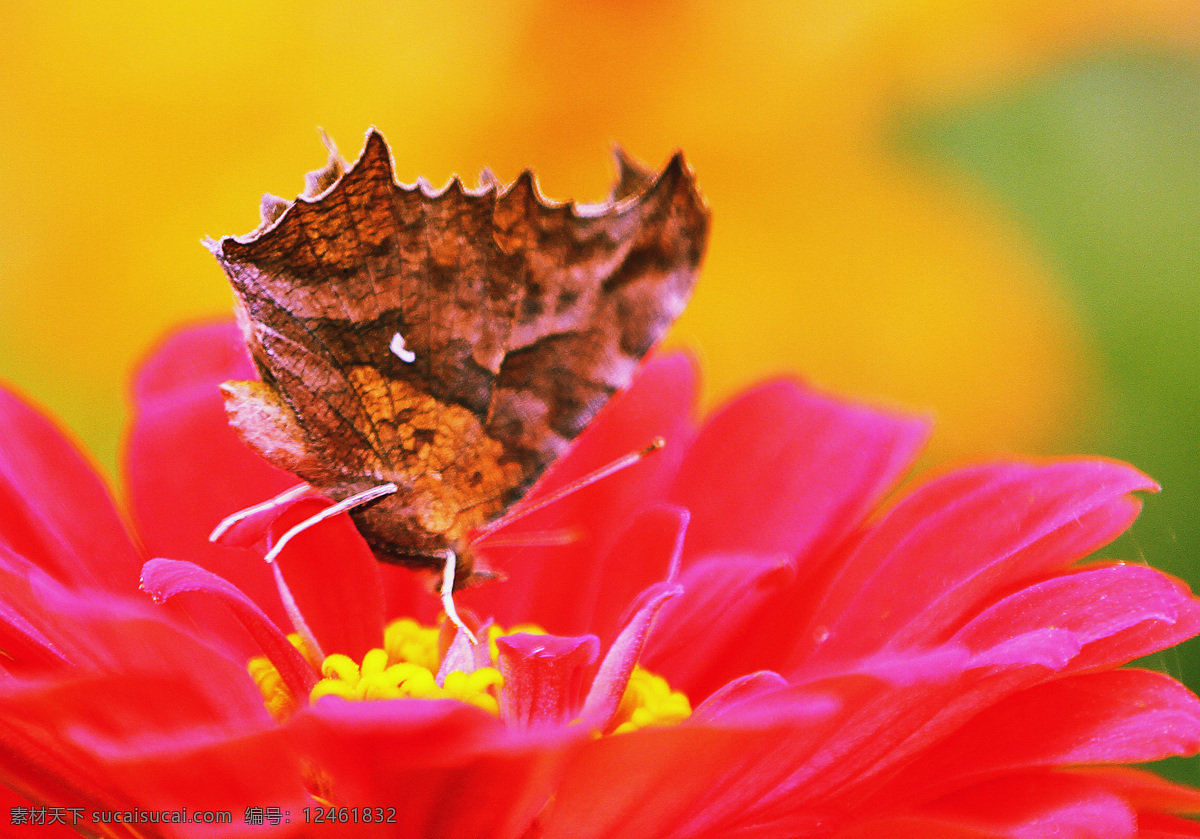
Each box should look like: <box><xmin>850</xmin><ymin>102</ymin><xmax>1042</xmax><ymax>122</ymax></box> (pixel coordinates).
<box><xmin>1</xmin><ymin>319</ymin><xmax>1200</xmax><ymax>838</ymax></box>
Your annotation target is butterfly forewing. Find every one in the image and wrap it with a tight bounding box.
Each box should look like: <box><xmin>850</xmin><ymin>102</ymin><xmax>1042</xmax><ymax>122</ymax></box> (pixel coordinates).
<box><xmin>211</xmin><ymin>129</ymin><xmax>709</xmax><ymax>577</ymax></box>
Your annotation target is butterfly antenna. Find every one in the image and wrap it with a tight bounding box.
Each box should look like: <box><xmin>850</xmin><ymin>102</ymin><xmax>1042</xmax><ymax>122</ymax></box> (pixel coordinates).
<box><xmin>471</xmin><ymin>437</ymin><xmax>665</xmax><ymax>544</ymax></box>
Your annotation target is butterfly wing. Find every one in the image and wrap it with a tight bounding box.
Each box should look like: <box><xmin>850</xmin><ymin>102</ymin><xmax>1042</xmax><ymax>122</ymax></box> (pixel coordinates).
<box><xmin>211</xmin><ymin>129</ymin><xmax>708</xmax><ymax>558</ymax></box>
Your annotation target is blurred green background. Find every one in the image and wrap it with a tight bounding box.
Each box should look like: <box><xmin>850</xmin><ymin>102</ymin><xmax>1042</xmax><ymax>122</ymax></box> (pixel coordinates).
<box><xmin>1</xmin><ymin>0</ymin><xmax>1199</xmax><ymax>779</ymax></box>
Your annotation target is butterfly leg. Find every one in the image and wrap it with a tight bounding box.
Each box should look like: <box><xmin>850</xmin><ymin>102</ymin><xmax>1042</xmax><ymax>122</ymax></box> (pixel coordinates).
<box><xmin>263</xmin><ymin>483</ymin><xmax>399</xmax><ymax>565</ymax></box>
<box><xmin>254</xmin><ymin>483</ymin><xmax>400</xmax><ymax>664</ymax></box>
<box><xmin>440</xmin><ymin>551</ymin><xmax>479</xmax><ymax>645</ymax></box>
<box><xmin>208</xmin><ymin>482</ymin><xmax>312</xmax><ymax>542</ymax></box>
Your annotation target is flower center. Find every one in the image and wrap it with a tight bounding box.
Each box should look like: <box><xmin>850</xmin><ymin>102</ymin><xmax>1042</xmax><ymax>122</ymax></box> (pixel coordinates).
<box><xmin>248</xmin><ymin>618</ymin><xmax>690</xmax><ymax>734</ymax></box>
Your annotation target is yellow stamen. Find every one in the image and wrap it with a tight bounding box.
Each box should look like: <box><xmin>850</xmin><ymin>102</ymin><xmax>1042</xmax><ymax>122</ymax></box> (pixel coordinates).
<box><xmin>310</xmin><ymin>679</ymin><xmax>358</xmax><ymax>701</ymax></box>
<box><xmin>321</xmin><ymin>653</ymin><xmax>361</xmax><ymax>685</ymax></box>
<box><xmin>360</xmin><ymin>647</ymin><xmax>389</xmax><ymax>678</ymax></box>
<box><xmin>384</xmin><ymin>618</ymin><xmax>440</xmax><ymax>672</ymax></box>
<box><xmin>609</xmin><ymin>666</ymin><xmax>692</xmax><ymax>734</ymax></box>
<box><xmin>443</xmin><ymin>667</ymin><xmax>504</xmax><ymax>715</ymax></box>
<box><xmin>247</xmin><ymin>654</ymin><xmax>296</xmax><ymax>721</ymax></box>
<box><xmin>249</xmin><ymin>618</ymin><xmax>690</xmax><ymax>734</ymax></box>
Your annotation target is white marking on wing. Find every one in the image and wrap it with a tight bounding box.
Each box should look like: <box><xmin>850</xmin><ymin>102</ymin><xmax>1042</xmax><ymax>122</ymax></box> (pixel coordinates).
<box><xmin>390</xmin><ymin>331</ymin><xmax>416</xmax><ymax>363</ymax></box>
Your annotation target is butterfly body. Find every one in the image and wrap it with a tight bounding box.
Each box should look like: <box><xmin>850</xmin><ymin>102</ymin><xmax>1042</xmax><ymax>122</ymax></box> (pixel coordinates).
<box><xmin>211</xmin><ymin>129</ymin><xmax>708</xmax><ymax>587</ymax></box>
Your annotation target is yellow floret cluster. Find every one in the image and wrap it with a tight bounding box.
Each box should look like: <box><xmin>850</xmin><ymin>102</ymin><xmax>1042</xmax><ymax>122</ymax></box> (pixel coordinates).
<box><xmin>249</xmin><ymin>618</ymin><xmax>691</xmax><ymax>734</ymax></box>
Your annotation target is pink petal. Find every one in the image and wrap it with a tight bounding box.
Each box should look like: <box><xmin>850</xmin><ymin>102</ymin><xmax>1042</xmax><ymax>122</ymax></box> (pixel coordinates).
<box><xmin>772</xmin><ymin>642</ymin><xmax>1079</xmax><ymax>807</ymax></box>
<box><xmin>141</xmin><ymin>558</ymin><xmax>316</xmax><ymax>699</ymax></box>
<box><xmin>581</xmin><ymin>582</ymin><xmax>682</xmax><ymax>731</ymax></box>
<box><xmin>266</xmin><ymin>496</ymin><xmax>385</xmax><ymax>661</ymax></box>
<box><xmin>584</xmin><ymin>505</ymin><xmax>688</xmax><ymax>645</ymax></box>
<box><xmin>798</xmin><ymin>459</ymin><xmax>1157</xmax><ymax>669</ymax></box>
<box><xmin>953</xmin><ymin>564</ymin><xmax>1200</xmax><ymax>673</ymax></box>
<box><xmin>0</xmin><ymin>672</ymin><xmax>309</xmax><ymax>837</ymax></box>
<box><xmin>1135</xmin><ymin>813</ymin><xmax>1200</xmax><ymax>838</ymax></box>
<box><xmin>832</xmin><ymin>815</ymin><xmax>1002</xmax><ymax>838</ymax></box>
<box><xmin>668</xmin><ymin>377</ymin><xmax>929</xmax><ymax>565</ymax></box>
<box><xmin>641</xmin><ymin>553</ymin><xmax>797</xmax><ymax>700</ymax></box>
<box><xmin>124</xmin><ymin>321</ymin><xmax>297</xmax><ymax>629</ymax></box>
<box><xmin>7</xmin><ymin>567</ymin><xmax>268</xmax><ymax>719</ymax></box>
<box><xmin>690</xmin><ymin>671</ymin><xmax>789</xmax><ymax>722</ymax></box>
<box><xmin>0</xmin><ymin>784</ymin><xmax>82</xmax><ymax>838</ymax></box>
<box><xmin>1065</xmin><ymin>766</ymin><xmax>1200</xmax><ymax>815</ymax></box>
<box><xmin>907</xmin><ymin>772</ymin><xmax>1137</xmax><ymax>839</ymax></box>
<box><xmin>289</xmin><ymin>699</ymin><xmax>579</xmax><ymax>839</ymax></box>
<box><xmin>686</xmin><ymin>680</ymin><xmax>843</xmax><ymax>731</ymax></box>
<box><xmin>556</xmin><ymin>647</ymin><xmax>1024</xmax><ymax>835</ymax></box>
<box><xmin>840</xmin><ymin>771</ymin><xmax>1140</xmax><ymax>838</ymax></box>
<box><xmin>461</xmin><ymin>352</ymin><xmax>699</xmax><ymax>635</ymax></box>
<box><xmin>0</xmin><ymin>384</ymin><xmax>142</xmax><ymax>592</ymax></box>
<box><xmin>0</xmin><ymin>552</ymin><xmax>71</xmax><ymax>670</ymax></box>
<box><xmin>542</xmin><ymin>715</ymin><xmax>842</xmax><ymax>839</ymax></box>
<box><xmin>498</xmin><ymin>633</ymin><xmax>600</xmax><ymax>727</ymax></box>
<box><xmin>870</xmin><ymin>669</ymin><xmax>1200</xmax><ymax>808</ymax></box>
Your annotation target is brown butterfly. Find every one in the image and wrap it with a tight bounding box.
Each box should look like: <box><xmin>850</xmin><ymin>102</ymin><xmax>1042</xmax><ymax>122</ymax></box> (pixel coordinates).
<box><xmin>208</xmin><ymin>129</ymin><xmax>708</xmax><ymax>607</ymax></box>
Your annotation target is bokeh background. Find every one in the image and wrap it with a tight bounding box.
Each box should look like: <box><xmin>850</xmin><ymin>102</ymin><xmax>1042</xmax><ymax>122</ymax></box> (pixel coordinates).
<box><xmin>2</xmin><ymin>0</ymin><xmax>1199</xmax><ymax>779</ymax></box>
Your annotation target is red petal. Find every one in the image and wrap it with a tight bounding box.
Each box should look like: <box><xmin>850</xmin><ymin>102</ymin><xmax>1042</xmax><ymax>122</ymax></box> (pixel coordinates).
<box><xmin>289</xmin><ymin>700</ymin><xmax>578</xmax><ymax>839</ymax></box>
<box><xmin>871</xmin><ymin>670</ymin><xmax>1200</xmax><ymax>808</ymax></box>
<box><xmin>1065</xmin><ymin>766</ymin><xmax>1200</xmax><ymax>815</ymax></box>
<box><xmin>378</xmin><ymin>562</ymin><xmax>438</xmax><ymax>625</ymax></box>
<box><xmin>0</xmin><ymin>784</ymin><xmax>82</xmax><ymax>837</ymax></box>
<box><xmin>772</xmin><ymin>643</ymin><xmax>1074</xmax><ymax>806</ymax></box>
<box><xmin>842</xmin><ymin>771</ymin><xmax>1140</xmax><ymax>838</ymax></box>
<box><xmin>832</xmin><ymin>815</ymin><xmax>1000</xmax><ymax>838</ymax></box>
<box><xmin>0</xmin><ymin>555</ymin><xmax>313</xmax><ymax>834</ymax></box>
<box><xmin>1135</xmin><ymin>813</ymin><xmax>1200</xmax><ymax>838</ymax></box>
<box><xmin>498</xmin><ymin>633</ymin><xmax>600</xmax><ymax>727</ymax></box>
<box><xmin>0</xmin><ymin>553</ymin><xmax>72</xmax><ymax>671</ymax></box>
<box><xmin>0</xmin><ymin>579</ymin><xmax>292</xmax><ymax>823</ymax></box>
<box><xmin>688</xmin><ymin>680</ymin><xmax>841</xmax><ymax>729</ymax></box>
<box><xmin>584</xmin><ymin>505</ymin><xmax>688</xmax><ymax>646</ymax></box>
<box><xmin>0</xmin><ymin>672</ymin><xmax>308</xmax><ymax>835</ymax></box>
<box><xmin>141</xmin><ymin>558</ymin><xmax>316</xmax><ymax>699</ymax></box>
<box><xmin>641</xmin><ymin>553</ymin><xmax>797</xmax><ymax>699</ymax></box>
<box><xmin>461</xmin><ymin>352</ymin><xmax>699</xmax><ymax>635</ymax></box>
<box><xmin>3</xmin><ymin>564</ymin><xmax>267</xmax><ymax>715</ymax></box>
<box><xmin>550</xmin><ymin>650</ymin><xmax>1008</xmax><ymax>837</ymax></box>
<box><xmin>542</xmin><ymin>719</ymin><xmax>840</xmax><ymax>839</ymax></box>
<box><xmin>124</xmin><ymin>321</ymin><xmax>297</xmax><ymax>628</ymax></box>
<box><xmin>0</xmin><ymin>384</ymin><xmax>142</xmax><ymax>592</ymax></box>
<box><xmin>690</xmin><ymin>671</ymin><xmax>789</xmax><ymax>722</ymax></box>
<box><xmin>581</xmin><ymin>582</ymin><xmax>682</xmax><ymax>730</ymax></box>
<box><xmin>266</xmin><ymin>496</ymin><xmax>385</xmax><ymax>661</ymax></box>
<box><xmin>798</xmin><ymin>459</ymin><xmax>1157</xmax><ymax>668</ymax></box>
<box><xmin>668</xmin><ymin>377</ymin><xmax>929</xmax><ymax>565</ymax></box>
<box><xmin>907</xmin><ymin>772</ymin><xmax>1137</xmax><ymax>839</ymax></box>
<box><xmin>953</xmin><ymin>564</ymin><xmax>1200</xmax><ymax>672</ymax></box>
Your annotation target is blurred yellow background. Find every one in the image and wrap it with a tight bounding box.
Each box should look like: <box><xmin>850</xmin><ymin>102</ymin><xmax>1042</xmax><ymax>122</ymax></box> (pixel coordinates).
<box><xmin>4</xmin><ymin>2</ymin><xmax>1200</xmax><ymax>745</ymax></box>
<box><xmin>5</xmin><ymin>0</ymin><xmax>1191</xmax><ymax>472</ymax></box>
